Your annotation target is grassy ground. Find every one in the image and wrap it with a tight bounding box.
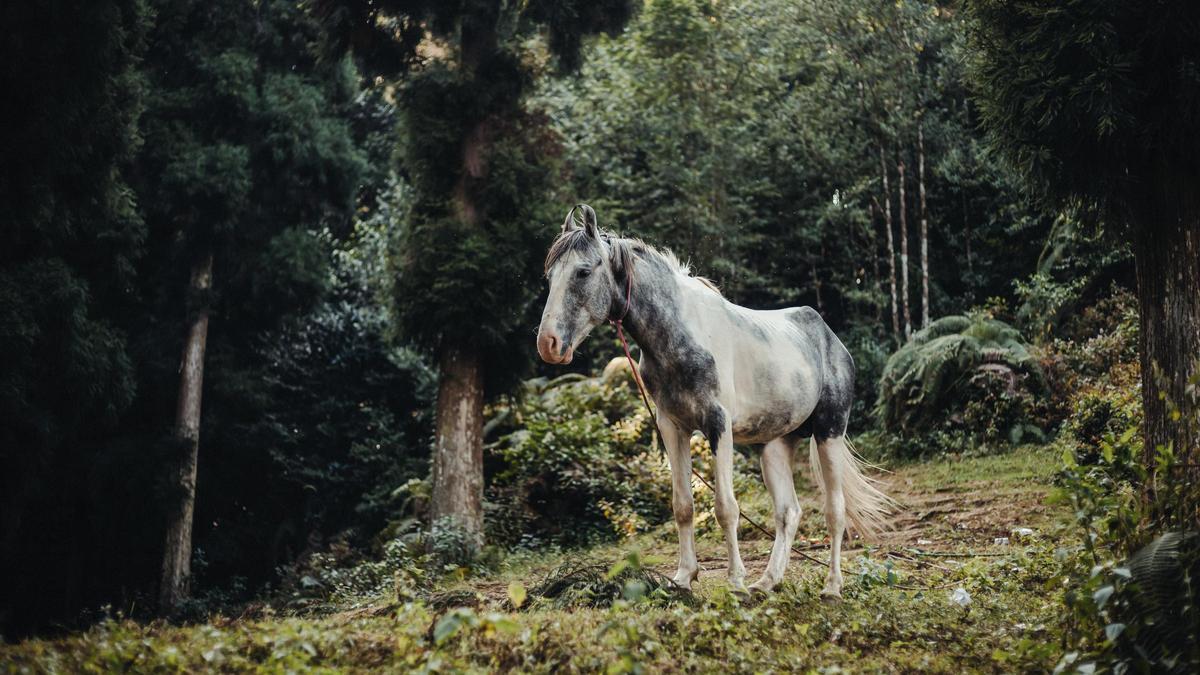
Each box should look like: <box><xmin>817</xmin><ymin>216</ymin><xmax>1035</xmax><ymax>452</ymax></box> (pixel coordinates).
<box><xmin>2</xmin><ymin>445</ymin><xmax>1071</xmax><ymax>673</ymax></box>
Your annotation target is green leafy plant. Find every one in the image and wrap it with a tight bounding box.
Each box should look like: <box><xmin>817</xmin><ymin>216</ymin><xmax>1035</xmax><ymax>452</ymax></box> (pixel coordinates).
<box><xmin>484</xmin><ymin>376</ymin><xmax>671</xmax><ymax>547</ymax></box>
<box><xmin>874</xmin><ymin>314</ymin><xmax>1047</xmax><ymax>456</ymax></box>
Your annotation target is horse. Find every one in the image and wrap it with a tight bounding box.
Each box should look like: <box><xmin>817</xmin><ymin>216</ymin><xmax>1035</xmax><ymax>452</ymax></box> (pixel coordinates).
<box><xmin>535</xmin><ymin>204</ymin><xmax>894</xmax><ymax>599</ymax></box>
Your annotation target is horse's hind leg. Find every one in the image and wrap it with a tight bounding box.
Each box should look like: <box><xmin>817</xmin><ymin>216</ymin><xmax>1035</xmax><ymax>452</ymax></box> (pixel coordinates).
<box><xmin>748</xmin><ymin>435</ymin><xmax>802</xmax><ymax>594</ymax></box>
<box><xmin>812</xmin><ymin>435</ymin><xmax>847</xmax><ymax>600</ymax></box>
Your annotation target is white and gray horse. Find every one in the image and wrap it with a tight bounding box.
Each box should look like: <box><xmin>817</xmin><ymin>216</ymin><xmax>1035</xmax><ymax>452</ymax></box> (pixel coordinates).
<box><xmin>536</xmin><ymin>205</ymin><xmax>893</xmax><ymax>599</ymax></box>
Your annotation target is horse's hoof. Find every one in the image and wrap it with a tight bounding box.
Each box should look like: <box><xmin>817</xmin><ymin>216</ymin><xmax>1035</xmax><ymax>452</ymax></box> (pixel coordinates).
<box><xmin>820</xmin><ymin>589</ymin><xmax>842</xmax><ymax>603</ymax></box>
<box><xmin>667</xmin><ymin>577</ymin><xmax>694</xmax><ymax>593</ymax></box>
<box><xmin>747</xmin><ymin>581</ymin><xmax>774</xmax><ymax>596</ymax></box>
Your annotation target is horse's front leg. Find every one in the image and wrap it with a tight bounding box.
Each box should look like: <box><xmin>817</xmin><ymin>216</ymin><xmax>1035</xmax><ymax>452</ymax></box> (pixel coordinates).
<box><xmin>659</xmin><ymin>418</ymin><xmax>699</xmax><ymax>590</ymax></box>
<box><xmin>709</xmin><ymin>409</ymin><xmax>747</xmax><ymax>593</ymax></box>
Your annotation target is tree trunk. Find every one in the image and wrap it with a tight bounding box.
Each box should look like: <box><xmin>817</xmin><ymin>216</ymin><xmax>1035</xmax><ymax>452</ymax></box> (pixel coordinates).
<box><xmin>917</xmin><ymin>123</ymin><xmax>930</xmax><ymax>329</ymax></box>
<box><xmin>879</xmin><ymin>147</ymin><xmax>900</xmax><ymax>341</ymax></box>
<box><xmin>811</xmin><ymin>254</ymin><xmax>824</xmax><ymax>314</ymax></box>
<box><xmin>1131</xmin><ymin>180</ymin><xmax>1200</xmax><ymax>525</ymax></box>
<box><xmin>898</xmin><ymin>158</ymin><xmax>912</xmax><ymax>340</ymax></box>
<box><xmin>428</xmin><ymin>17</ymin><xmax>496</xmax><ymax>547</ymax></box>
<box><xmin>430</xmin><ymin>343</ymin><xmax>485</xmax><ymax>542</ymax></box>
<box><xmin>870</xmin><ymin>200</ymin><xmax>884</xmax><ymax>323</ymax></box>
<box><xmin>159</xmin><ymin>251</ymin><xmax>213</xmax><ymax>613</ymax></box>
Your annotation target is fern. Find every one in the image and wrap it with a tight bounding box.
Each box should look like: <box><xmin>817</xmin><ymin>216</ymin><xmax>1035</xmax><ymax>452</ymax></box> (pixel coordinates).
<box><xmin>875</xmin><ymin>314</ymin><xmax>1045</xmax><ymax>432</ymax></box>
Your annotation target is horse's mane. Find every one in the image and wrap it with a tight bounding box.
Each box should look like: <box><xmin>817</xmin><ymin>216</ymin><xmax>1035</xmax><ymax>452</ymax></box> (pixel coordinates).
<box><xmin>544</xmin><ymin>226</ymin><xmax>722</xmax><ymax>297</ymax></box>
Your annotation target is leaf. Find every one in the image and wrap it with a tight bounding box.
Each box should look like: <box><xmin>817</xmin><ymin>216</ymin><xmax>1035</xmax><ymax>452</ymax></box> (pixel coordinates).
<box><xmin>1092</xmin><ymin>585</ymin><xmax>1114</xmax><ymax>610</ymax></box>
<box><xmin>1105</xmin><ymin>623</ymin><xmax>1126</xmax><ymax>642</ymax></box>
<box><xmin>507</xmin><ymin>581</ymin><xmax>527</xmax><ymax>609</ymax></box>
<box><xmin>433</xmin><ymin>609</ymin><xmax>474</xmax><ymax>645</ymax></box>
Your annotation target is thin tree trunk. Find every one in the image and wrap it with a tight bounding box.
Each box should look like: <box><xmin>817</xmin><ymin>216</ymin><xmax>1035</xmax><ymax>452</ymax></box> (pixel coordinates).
<box><xmin>430</xmin><ymin>343</ymin><xmax>485</xmax><ymax>541</ymax></box>
<box><xmin>898</xmin><ymin>158</ymin><xmax>912</xmax><ymax>340</ymax></box>
<box><xmin>918</xmin><ymin>123</ymin><xmax>930</xmax><ymax>329</ymax></box>
<box><xmin>879</xmin><ymin>147</ymin><xmax>900</xmax><ymax>341</ymax></box>
<box><xmin>159</xmin><ymin>251</ymin><xmax>213</xmax><ymax>613</ymax></box>
<box><xmin>870</xmin><ymin>200</ymin><xmax>883</xmax><ymax>323</ymax></box>
<box><xmin>963</xmin><ymin>191</ymin><xmax>972</xmax><ymax>279</ymax></box>
<box><xmin>811</xmin><ymin>255</ymin><xmax>824</xmax><ymax>314</ymax></box>
<box><xmin>1131</xmin><ymin>178</ymin><xmax>1200</xmax><ymax>525</ymax></box>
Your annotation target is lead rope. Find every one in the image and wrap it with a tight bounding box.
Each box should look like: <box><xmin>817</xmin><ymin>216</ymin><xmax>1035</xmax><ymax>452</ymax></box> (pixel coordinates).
<box><xmin>609</xmin><ymin>264</ymin><xmax>829</xmax><ymax>570</ymax></box>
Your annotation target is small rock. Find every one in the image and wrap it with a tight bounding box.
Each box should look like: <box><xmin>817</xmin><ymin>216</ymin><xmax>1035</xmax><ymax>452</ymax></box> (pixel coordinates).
<box><xmin>994</xmin><ymin>537</ymin><xmax>1010</xmax><ymax>546</ymax></box>
<box><xmin>1012</xmin><ymin>527</ymin><xmax>1035</xmax><ymax>539</ymax></box>
<box><xmin>950</xmin><ymin>587</ymin><xmax>972</xmax><ymax>607</ymax></box>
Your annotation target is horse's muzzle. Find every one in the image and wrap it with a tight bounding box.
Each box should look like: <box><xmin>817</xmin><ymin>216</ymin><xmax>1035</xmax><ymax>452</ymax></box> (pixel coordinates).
<box><xmin>536</xmin><ymin>329</ymin><xmax>574</xmax><ymax>364</ymax></box>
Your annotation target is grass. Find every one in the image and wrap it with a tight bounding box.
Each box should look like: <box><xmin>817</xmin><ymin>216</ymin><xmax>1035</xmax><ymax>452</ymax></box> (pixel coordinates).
<box><xmin>1</xmin><ymin>445</ymin><xmax>1072</xmax><ymax>673</ymax></box>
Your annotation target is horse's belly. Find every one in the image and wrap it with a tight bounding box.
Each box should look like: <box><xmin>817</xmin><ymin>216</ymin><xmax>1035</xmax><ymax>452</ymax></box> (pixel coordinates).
<box><xmin>729</xmin><ymin>373</ymin><xmax>820</xmax><ymax>444</ymax></box>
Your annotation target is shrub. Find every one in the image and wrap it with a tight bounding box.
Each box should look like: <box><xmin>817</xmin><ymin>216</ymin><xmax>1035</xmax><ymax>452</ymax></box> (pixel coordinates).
<box><xmin>874</xmin><ymin>313</ymin><xmax>1047</xmax><ymax>456</ymax></box>
<box><xmin>483</xmin><ymin>375</ymin><xmax>671</xmax><ymax>548</ymax></box>
<box><xmin>1054</xmin><ymin>368</ymin><xmax>1200</xmax><ymax>672</ymax></box>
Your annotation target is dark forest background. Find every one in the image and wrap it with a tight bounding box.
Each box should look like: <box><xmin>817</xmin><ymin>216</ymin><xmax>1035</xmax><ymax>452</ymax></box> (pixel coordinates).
<box><xmin>3</xmin><ymin>1</ymin><xmax>1196</xmax><ymax>656</ymax></box>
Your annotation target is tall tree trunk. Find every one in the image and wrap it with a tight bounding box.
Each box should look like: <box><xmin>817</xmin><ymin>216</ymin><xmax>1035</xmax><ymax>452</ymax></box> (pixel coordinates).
<box><xmin>870</xmin><ymin>200</ymin><xmax>884</xmax><ymax>323</ymax></box>
<box><xmin>917</xmin><ymin>123</ymin><xmax>930</xmax><ymax>329</ymax></box>
<box><xmin>430</xmin><ymin>343</ymin><xmax>486</xmax><ymax>541</ymax></box>
<box><xmin>879</xmin><ymin>147</ymin><xmax>900</xmax><ymax>341</ymax></box>
<box><xmin>429</xmin><ymin>16</ymin><xmax>497</xmax><ymax>546</ymax></box>
<box><xmin>811</xmin><ymin>252</ymin><xmax>824</xmax><ymax>314</ymax></box>
<box><xmin>1131</xmin><ymin>178</ymin><xmax>1200</xmax><ymax>525</ymax></box>
<box><xmin>898</xmin><ymin>158</ymin><xmax>912</xmax><ymax>340</ymax></box>
<box><xmin>159</xmin><ymin>251</ymin><xmax>213</xmax><ymax>613</ymax></box>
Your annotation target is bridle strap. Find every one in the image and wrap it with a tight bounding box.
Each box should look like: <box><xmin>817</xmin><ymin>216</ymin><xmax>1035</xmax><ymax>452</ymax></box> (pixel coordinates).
<box><xmin>609</xmin><ymin>262</ymin><xmax>656</xmax><ymax>429</ymax></box>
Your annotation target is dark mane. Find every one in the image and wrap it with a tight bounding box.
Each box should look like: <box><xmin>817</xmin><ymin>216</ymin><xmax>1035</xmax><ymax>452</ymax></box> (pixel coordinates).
<box><xmin>543</xmin><ymin>227</ymin><xmax>600</xmax><ymax>275</ymax></box>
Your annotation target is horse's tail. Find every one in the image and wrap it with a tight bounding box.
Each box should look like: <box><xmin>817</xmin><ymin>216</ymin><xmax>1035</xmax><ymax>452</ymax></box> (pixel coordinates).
<box><xmin>808</xmin><ymin>435</ymin><xmax>896</xmax><ymax>539</ymax></box>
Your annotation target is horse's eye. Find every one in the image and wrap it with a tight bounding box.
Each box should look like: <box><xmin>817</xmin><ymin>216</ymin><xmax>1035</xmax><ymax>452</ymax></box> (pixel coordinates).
<box><xmin>576</xmin><ymin>268</ymin><xmax>591</xmax><ymax>280</ymax></box>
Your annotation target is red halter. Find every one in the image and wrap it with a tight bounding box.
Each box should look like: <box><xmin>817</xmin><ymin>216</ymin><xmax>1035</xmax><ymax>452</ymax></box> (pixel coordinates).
<box><xmin>609</xmin><ymin>265</ymin><xmax>657</xmax><ymax>427</ymax></box>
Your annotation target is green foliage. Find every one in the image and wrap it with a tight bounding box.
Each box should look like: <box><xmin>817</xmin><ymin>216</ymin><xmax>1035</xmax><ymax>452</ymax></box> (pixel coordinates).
<box><xmin>875</xmin><ymin>314</ymin><xmax>1046</xmax><ymax>451</ymax></box>
<box><xmin>0</xmin><ymin>0</ymin><xmax>150</xmax><ymax>638</ymax></box>
<box><xmin>965</xmin><ymin>0</ymin><xmax>1200</xmax><ymax>217</ymax></box>
<box><xmin>1054</xmin><ymin>366</ymin><xmax>1200</xmax><ymax>671</ymax></box>
<box><xmin>539</xmin><ymin>0</ymin><xmax>1055</xmax><ymax>334</ymax></box>
<box><xmin>484</xmin><ymin>376</ymin><xmax>671</xmax><ymax>548</ymax></box>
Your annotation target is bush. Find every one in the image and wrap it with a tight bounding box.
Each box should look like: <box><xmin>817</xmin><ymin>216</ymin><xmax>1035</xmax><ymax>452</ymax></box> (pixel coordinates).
<box><xmin>483</xmin><ymin>375</ymin><xmax>671</xmax><ymax>548</ymax></box>
<box><xmin>874</xmin><ymin>313</ymin><xmax>1047</xmax><ymax>457</ymax></box>
<box><xmin>1054</xmin><ymin>368</ymin><xmax>1200</xmax><ymax>673</ymax></box>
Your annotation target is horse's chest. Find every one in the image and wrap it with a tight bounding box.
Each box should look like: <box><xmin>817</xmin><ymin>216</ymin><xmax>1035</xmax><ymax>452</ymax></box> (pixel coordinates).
<box><xmin>641</xmin><ymin>349</ymin><xmax>721</xmax><ymax>432</ymax></box>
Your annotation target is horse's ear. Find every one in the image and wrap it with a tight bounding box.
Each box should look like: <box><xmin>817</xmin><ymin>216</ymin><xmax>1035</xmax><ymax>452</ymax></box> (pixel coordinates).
<box><xmin>579</xmin><ymin>204</ymin><xmax>599</xmax><ymax>239</ymax></box>
<box><xmin>561</xmin><ymin>206</ymin><xmax>579</xmax><ymax>233</ymax></box>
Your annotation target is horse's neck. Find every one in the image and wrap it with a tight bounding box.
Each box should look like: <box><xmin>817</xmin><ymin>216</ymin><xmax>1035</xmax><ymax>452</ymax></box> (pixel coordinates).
<box><xmin>621</xmin><ymin>261</ymin><xmax>695</xmax><ymax>365</ymax></box>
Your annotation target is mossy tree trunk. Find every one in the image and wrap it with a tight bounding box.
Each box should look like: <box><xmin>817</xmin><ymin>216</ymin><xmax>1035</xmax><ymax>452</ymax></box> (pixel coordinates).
<box><xmin>160</xmin><ymin>251</ymin><xmax>213</xmax><ymax>613</ymax></box>
<box><xmin>1132</xmin><ymin>175</ymin><xmax>1200</xmax><ymax>523</ymax></box>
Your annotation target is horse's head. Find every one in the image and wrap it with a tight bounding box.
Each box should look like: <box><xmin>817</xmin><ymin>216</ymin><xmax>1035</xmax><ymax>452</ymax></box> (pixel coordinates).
<box><xmin>537</xmin><ymin>205</ymin><xmax>620</xmax><ymax>365</ymax></box>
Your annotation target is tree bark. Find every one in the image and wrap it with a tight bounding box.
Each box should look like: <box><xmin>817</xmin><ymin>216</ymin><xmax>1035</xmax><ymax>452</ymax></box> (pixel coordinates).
<box><xmin>430</xmin><ymin>343</ymin><xmax>485</xmax><ymax>542</ymax></box>
<box><xmin>879</xmin><ymin>147</ymin><xmax>900</xmax><ymax>342</ymax></box>
<box><xmin>917</xmin><ymin>123</ymin><xmax>930</xmax><ymax>329</ymax></box>
<box><xmin>898</xmin><ymin>158</ymin><xmax>912</xmax><ymax>340</ymax></box>
<box><xmin>1131</xmin><ymin>179</ymin><xmax>1200</xmax><ymax>524</ymax></box>
<box><xmin>429</xmin><ymin>16</ymin><xmax>497</xmax><ymax>547</ymax></box>
<box><xmin>159</xmin><ymin>251</ymin><xmax>213</xmax><ymax>613</ymax></box>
